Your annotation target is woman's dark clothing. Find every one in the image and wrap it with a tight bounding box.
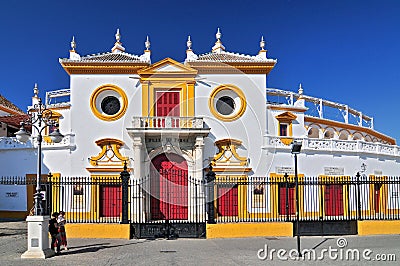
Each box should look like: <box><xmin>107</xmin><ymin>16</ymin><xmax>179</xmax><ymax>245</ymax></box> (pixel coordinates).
<box><xmin>49</xmin><ymin>217</ymin><xmax>61</xmax><ymax>253</ymax></box>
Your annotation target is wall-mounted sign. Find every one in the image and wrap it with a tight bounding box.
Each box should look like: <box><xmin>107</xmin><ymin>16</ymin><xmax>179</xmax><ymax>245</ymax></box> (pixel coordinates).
<box><xmin>275</xmin><ymin>167</ymin><xmax>294</xmax><ymax>175</ymax></box>
<box><xmin>324</xmin><ymin>167</ymin><xmax>344</xmax><ymax>176</ymax></box>
<box><xmin>0</xmin><ymin>185</ymin><xmax>27</xmax><ymax>211</ymax></box>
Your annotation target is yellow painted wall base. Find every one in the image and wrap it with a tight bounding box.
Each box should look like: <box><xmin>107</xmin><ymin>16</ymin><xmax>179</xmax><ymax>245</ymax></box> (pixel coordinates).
<box><xmin>206</xmin><ymin>222</ymin><xmax>293</xmax><ymax>239</ymax></box>
<box><xmin>65</xmin><ymin>223</ymin><xmax>130</xmax><ymax>239</ymax></box>
<box><xmin>358</xmin><ymin>220</ymin><xmax>400</xmax><ymax>235</ymax></box>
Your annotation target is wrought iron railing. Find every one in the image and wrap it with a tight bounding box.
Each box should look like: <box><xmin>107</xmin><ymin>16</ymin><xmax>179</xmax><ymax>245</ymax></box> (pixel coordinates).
<box><xmin>209</xmin><ymin>175</ymin><xmax>400</xmax><ymax>223</ymax></box>
<box><xmin>2</xmin><ymin>174</ymin><xmax>400</xmax><ymax>224</ymax></box>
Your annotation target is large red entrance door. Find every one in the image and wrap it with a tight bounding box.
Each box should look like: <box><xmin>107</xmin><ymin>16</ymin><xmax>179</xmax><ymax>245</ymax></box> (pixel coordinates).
<box><xmin>324</xmin><ymin>185</ymin><xmax>344</xmax><ymax>216</ymax></box>
<box><xmin>151</xmin><ymin>153</ymin><xmax>188</xmax><ymax>220</ymax></box>
<box><xmin>217</xmin><ymin>185</ymin><xmax>238</xmax><ymax>216</ymax></box>
<box><xmin>278</xmin><ymin>183</ymin><xmax>295</xmax><ymax>215</ymax></box>
<box><xmin>100</xmin><ymin>185</ymin><xmax>121</xmax><ymax>217</ymax></box>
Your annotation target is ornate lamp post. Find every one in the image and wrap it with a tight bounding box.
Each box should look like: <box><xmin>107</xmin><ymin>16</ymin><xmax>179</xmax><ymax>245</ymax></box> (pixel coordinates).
<box><xmin>16</xmin><ymin>97</ymin><xmax>64</xmax><ymax>215</ymax></box>
<box><xmin>19</xmin><ymin>87</ymin><xmax>64</xmax><ymax>259</ymax></box>
<box><xmin>291</xmin><ymin>140</ymin><xmax>302</xmax><ymax>257</ymax></box>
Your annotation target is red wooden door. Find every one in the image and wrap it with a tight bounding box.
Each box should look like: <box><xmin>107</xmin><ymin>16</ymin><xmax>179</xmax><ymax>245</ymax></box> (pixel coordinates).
<box><xmin>217</xmin><ymin>185</ymin><xmax>238</xmax><ymax>216</ymax></box>
<box><xmin>279</xmin><ymin>183</ymin><xmax>295</xmax><ymax>215</ymax></box>
<box><xmin>100</xmin><ymin>185</ymin><xmax>121</xmax><ymax>217</ymax></box>
<box><xmin>324</xmin><ymin>185</ymin><xmax>344</xmax><ymax>216</ymax></box>
<box><xmin>374</xmin><ymin>184</ymin><xmax>381</xmax><ymax>213</ymax></box>
<box><xmin>156</xmin><ymin>91</ymin><xmax>180</xmax><ymax>127</ymax></box>
<box><xmin>150</xmin><ymin>153</ymin><xmax>188</xmax><ymax>220</ymax></box>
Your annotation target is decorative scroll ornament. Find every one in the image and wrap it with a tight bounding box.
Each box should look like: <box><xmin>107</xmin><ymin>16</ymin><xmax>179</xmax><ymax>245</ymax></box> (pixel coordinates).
<box><xmin>89</xmin><ymin>138</ymin><xmax>128</xmax><ymax>166</ymax></box>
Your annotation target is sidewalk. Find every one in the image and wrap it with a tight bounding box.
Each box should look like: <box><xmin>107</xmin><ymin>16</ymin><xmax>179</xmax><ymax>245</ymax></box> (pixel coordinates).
<box><xmin>0</xmin><ymin>221</ymin><xmax>398</xmax><ymax>265</ymax></box>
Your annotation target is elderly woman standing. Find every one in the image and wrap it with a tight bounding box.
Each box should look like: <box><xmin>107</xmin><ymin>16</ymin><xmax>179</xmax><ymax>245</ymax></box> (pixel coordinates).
<box><xmin>57</xmin><ymin>211</ymin><xmax>68</xmax><ymax>250</ymax></box>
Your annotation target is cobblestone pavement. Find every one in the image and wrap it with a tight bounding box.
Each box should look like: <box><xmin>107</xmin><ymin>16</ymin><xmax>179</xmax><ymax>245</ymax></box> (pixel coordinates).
<box><xmin>0</xmin><ymin>221</ymin><xmax>399</xmax><ymax>265</ymax></box>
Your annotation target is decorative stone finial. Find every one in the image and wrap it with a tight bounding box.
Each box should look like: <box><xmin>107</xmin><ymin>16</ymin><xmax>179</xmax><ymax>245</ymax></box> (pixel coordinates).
<box><xmin>298</xmin><ymin>83</ymin><xmax>304</xmax><ymax>95</ymax></box>
<box><xmin>112</xmin><ymin>28</ymin><xmax>125</xmax><ymax>53</ymax></box>
<box><xmin>145</xmin><ymin>36</ymin><xmax>150</xmax><ymax>50</ymax></box>
<box><xmin>212</xmin><ymin>28</ymin><xmax>225</xmax><ymax>53</ymax></box>
<box><xmin>187</xmin><ymin>36</ymin><xmax>192</xmax><ymax>50</ymax></box>
<box><xmin>71</xmin><ymin>36</ymin><xmax>76</xmax><ymax>51</ymax></box>
<box><xmin>139</xmin><ymin>36</ymin><xmax>151</xmax><ymax>63</ymax></box>
<box><xmin>33</xmin><ymin>83</ymin><xmax>39</xmax><ymax>97</ymax></box>
<box><xmin>115</xmin><ymin>28</ymin><xmax>121</xmax><ymax>43</ymax></box>
<box><xmin>216</xmin><ymin>28</ymin><xmax>222</xmax><ymax>40</ymax></box>
<box><xmin>260</xmin><ymin>36</ymin><xmax>265</xmax><ymax>50</ymax></box>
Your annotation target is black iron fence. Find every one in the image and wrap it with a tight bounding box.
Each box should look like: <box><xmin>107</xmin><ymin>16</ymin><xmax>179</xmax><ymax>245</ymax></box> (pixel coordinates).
<box><xmin>1</xmin><ymin>174</ymin><xmax>400</xmax><ymax>224</ymax></box>
<box><xmin>211</xmin><ymin>175</ymin><xmax>400</xmax><ymax>223</ymax></box>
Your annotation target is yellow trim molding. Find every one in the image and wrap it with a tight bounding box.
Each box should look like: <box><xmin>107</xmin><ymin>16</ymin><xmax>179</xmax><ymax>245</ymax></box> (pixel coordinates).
<box><xmin>60</xmin><ymin>62</ymin><xmax>149</xmax><ymax>75</ymax></box>
<box><xmin>186</xmin><ymin>61</ymin><xmax>276</xmax><ymax>75</ymax></box>
<box><xmin>90</xmin><ymin>84</ymin><xmax>128</xmax><ymax>121</ymax></box>
<box><xmin>268</xmin><ymin>105</ymin><xmax>308</xmax><ymax>112</ymax></box>
<box><xmin>209</xmin><ymin>84</ymin><xmax>246</xmax><ymax>122</ymax></box>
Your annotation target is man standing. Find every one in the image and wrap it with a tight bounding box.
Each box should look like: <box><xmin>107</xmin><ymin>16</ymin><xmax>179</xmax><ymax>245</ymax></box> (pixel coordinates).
<box><xmin>49</xmin><ymin>212</ymin><xmax>61</xmax><ymax>254</ymax></box>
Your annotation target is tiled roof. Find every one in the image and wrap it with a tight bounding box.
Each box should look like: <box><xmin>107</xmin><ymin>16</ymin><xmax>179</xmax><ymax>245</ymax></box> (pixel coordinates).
<box><xmin>187</xmin><ymin>51</ymin><xmax>276</xmax><ymax>63</ymax></box>
<box><xmin>61</xmin><ymin>51</ymin><xmax>147</xmax><ymax>63</ymax></box>
<box><xmin>0</xmin><ymin>114</ymin><xmax>29</xmax><ymax>129</ymax></box>
<box><xmin>0</xmin><ymin>94</ymin><xmax>24</xmax><ymax>114</ymax></box>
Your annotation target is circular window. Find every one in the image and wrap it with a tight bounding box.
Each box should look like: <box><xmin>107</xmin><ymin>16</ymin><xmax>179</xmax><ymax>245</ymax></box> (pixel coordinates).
<box><xmin>209</xmin><ymin>84</ymin><xmax>246</xmax><ymax>121</ymax></box>
<box><xmin>101</xmin><ymin>96</ymin><xmax>121</xmax><ymax>115</ymax></box>
<box><xmin>216</xmin><ymin>96</ymin><xmax>235</xmax><ymax>115</ymax></box>
<box><xmin>90</xmin><ymin>84</ymin><xmax>128</xmax><ymax>121</ymax></box>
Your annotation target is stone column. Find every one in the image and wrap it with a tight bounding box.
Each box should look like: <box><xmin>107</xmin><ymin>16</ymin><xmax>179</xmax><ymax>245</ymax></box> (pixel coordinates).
<box><xmin>192</xmin><ymin>136</ymin><xmax>205</xmax><ymax>222</ymax></box>
<box><xmin>132</xmin><ymin>136</ymin><xmax>144</xmax><ymax>222</ymax></box>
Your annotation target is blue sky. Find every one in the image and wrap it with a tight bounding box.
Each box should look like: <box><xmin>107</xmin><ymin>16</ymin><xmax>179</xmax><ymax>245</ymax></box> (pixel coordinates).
<box><xmin>1</xmin><ymin>0</ymin><xmax>400</xmax><ymax>141</ymax></box>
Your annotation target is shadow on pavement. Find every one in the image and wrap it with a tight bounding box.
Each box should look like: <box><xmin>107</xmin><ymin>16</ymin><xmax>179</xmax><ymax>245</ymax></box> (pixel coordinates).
<box><xmin>62</xmin><ymin>242</ymin><xmax>142</xmax><ymax>255</ymax></box>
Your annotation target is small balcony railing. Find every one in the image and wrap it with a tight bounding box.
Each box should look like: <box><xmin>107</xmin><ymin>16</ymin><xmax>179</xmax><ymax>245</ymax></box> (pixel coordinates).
<box><xmin>132</xmin><ymin>117</ymin><xmax>204</xmax><ymax>129</ymax></box>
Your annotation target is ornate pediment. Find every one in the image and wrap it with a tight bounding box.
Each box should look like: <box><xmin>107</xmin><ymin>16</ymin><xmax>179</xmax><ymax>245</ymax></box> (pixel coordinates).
<box><xmin>275</xmin><ymin>111</ymin><xmax>297</xmax><ymax>123</ymax></box>
<box><xmin>211</xmin><ymin>139</ymin><xmax>248</xmax><ymax>167</ymax></box>
<box><xmin>138</xmin><ymin>58</ymin><xmax>198</xmax><ymax>79</ymax></box>
<box><xmin>89</xmin><ymin>138</ymin><xmax>128</xmax><ymax>167</ymax></box>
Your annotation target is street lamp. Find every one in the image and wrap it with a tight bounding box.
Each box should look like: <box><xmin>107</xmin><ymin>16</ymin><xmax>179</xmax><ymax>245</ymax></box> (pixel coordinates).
<box><xmin>18</xmin><ymin>95</ymin><xmax>64</xmax><ymax>259</ymax></box>
<box><xmin>16</xmin><ymin>97</ymin><xmax>64</xmax><ymax>215</ymax></box>
<box><xmin>291</xmin><ymin>140</ymin><xmax>302</xmax><ymax>257</ymax></box>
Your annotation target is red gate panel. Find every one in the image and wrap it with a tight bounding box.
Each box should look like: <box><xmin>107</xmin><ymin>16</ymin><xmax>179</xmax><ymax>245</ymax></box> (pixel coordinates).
<box><xmin>150</xmin><ymin>153</ymin><xmax>188</xmax><ymax>220</ymax></box>
<box><xmin>100</xmin><ymin>185</ymin><xmax>121</xmax><ymax>217</ymax></box>
<box><xmin>324</xmin><ymin>184</ymin><xmax>344</xmax><ymax>216</ymax></box>
<box><xmin>374</xmin><ymin>184</ymin><xmax>382</xmax><ymax>213</ymax></box>
<box><xmin>278</xmin><ymin>183</ymin><xmax>295</xmax><ymax>215</ymax></box>
<box><xmin>217</xmin><ymin>185</ymin><xmax>238</xmax><ymax>216</ymax></box>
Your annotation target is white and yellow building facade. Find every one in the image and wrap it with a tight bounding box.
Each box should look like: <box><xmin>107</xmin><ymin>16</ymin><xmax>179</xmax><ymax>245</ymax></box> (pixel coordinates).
<box><xmin>1</xmin><ymin>29</ymin><xmax>400</xmax><ymax>237</ymax></box>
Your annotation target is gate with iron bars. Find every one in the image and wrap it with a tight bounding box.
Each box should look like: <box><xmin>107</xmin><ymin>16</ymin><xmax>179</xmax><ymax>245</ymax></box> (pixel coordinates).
<box><xmin>130</xmin><ymin>172</ymin><xmax>206</xmax><ymax>239</ymax></box>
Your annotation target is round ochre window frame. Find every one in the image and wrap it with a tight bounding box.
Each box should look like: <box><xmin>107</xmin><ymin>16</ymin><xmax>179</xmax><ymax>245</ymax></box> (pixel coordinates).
<box><xmin>90</xmin><ymin>84</ymin><xmax>128</xmax><ymax>121</ymax></box>
<box><xmin>209</xmin><ymin>84</ymin><xmax>247</xmax><ymax>122</ymax></box>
